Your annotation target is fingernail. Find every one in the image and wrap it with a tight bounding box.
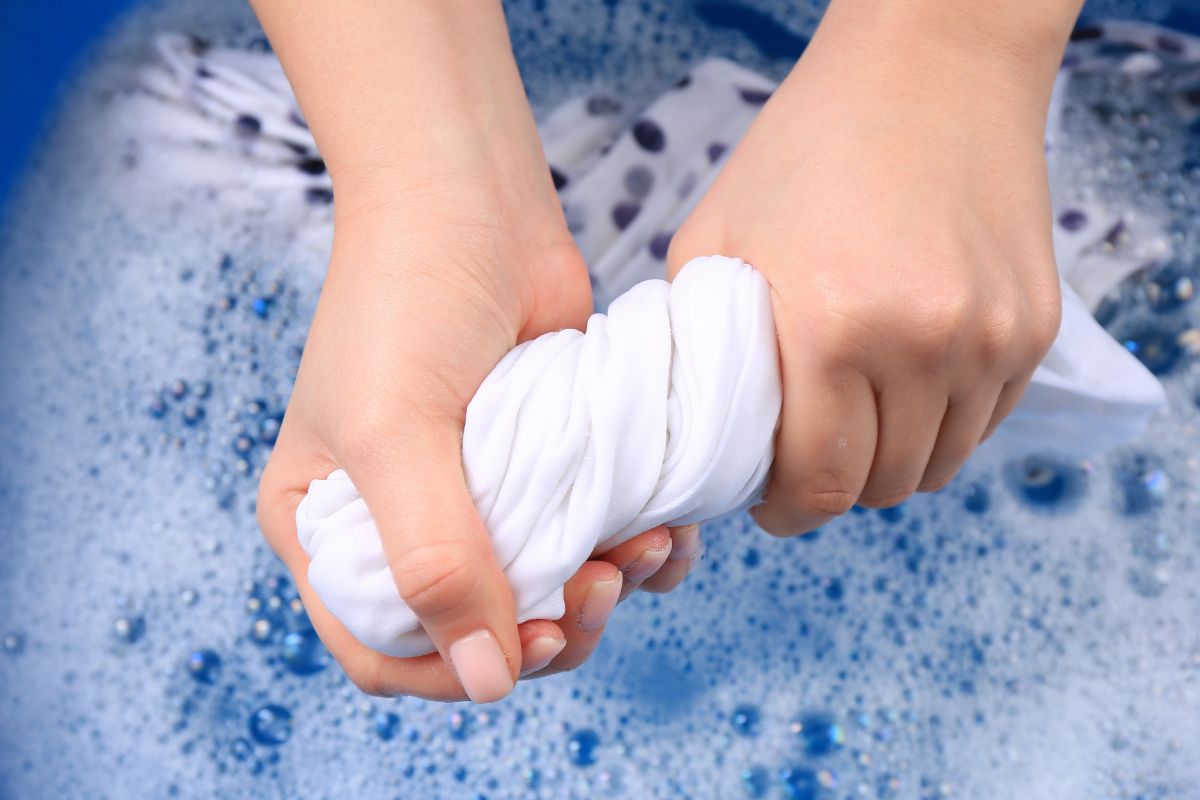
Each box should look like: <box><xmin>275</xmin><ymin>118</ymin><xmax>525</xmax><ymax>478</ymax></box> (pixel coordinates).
<box><xmin>623</xmin><ymin>544</ymin><xmax>671</xmax><ymax>584</ymax></box>
<box><xmin>668</xmin><ymin>524</ymin><xmax>701</xmax><ymax>561</ymax></box>
<box><xmin>577</xmin><ymin>575</ymin><xmax>622</xmax><ymax>632</ymax></box>
<box><xmin>448</xmin><ymin>629</ymin><xmax>514</xmax><ymax>704</ymax></box>
<box><xmin>519</xmin><ymin>636</ymin><xmax>566</xmax><ymax>677</ymax></box>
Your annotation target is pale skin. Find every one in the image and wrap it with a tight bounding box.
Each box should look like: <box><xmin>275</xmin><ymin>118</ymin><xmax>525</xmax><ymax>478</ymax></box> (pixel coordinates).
<box><xmin>252</xmin><ymin>0</ymin><xmax>1082</xmax><ymax>703</ymax></box>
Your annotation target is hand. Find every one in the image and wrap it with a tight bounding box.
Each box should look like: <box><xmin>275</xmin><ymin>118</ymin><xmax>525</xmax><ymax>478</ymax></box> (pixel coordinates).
<box><xmin>256</xmin><ymin>166</ymin><xmax>700</xmax><ymax>701</ymax></box>
<box><xmin>668</xmin><ymin>0</ymin><xmax>1076</xmax><ymax>534</ymax></box>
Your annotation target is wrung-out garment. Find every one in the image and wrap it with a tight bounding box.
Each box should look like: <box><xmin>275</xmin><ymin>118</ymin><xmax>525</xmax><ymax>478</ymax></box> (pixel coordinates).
<box><xmin>138</xmin><ymin>25</ymin><xmax>1188</xmax><ymax>656</ymax></box>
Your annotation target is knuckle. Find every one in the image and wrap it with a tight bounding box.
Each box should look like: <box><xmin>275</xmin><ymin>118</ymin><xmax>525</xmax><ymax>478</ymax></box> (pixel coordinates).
<box><xmin>859</xmin><ymin>479</ymin><xmax>920</xmax><ymax>509</ymax></box>
<box><xmin>976</xmin><ymin>306</ymin><xmax>1022</xmax><ymax>366</ymax></box>
<box><xmin>1027</xmin><ymin>296</ymin><xmax>1063</xmax><ymax>357</ymax></box>
<box><xmin>254</xmin><ymin>460</ymin><xmax>290</xmax><ymax>545</ymax></box>
<box><xmin>904</xmin><ymin>295</ymin><xmax>972</xmax><ymax>363</ymax></box>
<box><xmin>794</xmin><ymin>486</ymin><xmax>858</xmax><ymax>519</ymax></box>
<box><xmin>389</xmin><ymin>543</ymin><xmax>481</xmax><ymax>622</ymax></box>
<box><xmin>920</xmin><ymin>467</ymin><xmax>962</xmax><ymax>493</ymax></box>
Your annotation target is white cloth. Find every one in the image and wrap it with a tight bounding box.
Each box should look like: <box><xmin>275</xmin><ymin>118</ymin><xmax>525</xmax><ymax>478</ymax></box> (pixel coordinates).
<box><xmin>299</xmin><ymin>256</ymin><xmax>779</xmax><ymax>656</ymax></box>
<box><xmin>134</xmin><ymin>27</ymin><xmax>1183</xmax><ymax>657</ymax></box>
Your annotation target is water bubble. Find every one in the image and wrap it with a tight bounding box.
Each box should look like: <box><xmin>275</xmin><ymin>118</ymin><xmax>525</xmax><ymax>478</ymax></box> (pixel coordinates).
<box><xmin>230</xmin><ymin>737</ymin><xmax>254</xmax><ymax>761</ymax></box>
<box><xmin>448</xmin><ymin>710</ymin><xmax>471</xmax><ymax>740</ymax></box>
<box><xmin>250</xmin><ymin>617</ymin><xmax>274</xmax><ymax>644</ymax></box>
<box><xmin>249</xmin><ymin>704</ymin><xmax>293</xmax><ymax>746</ymax></box>
<box><xmin>169</xmin><ymin>379</ymin><xmax>189</xmax><ymax>400</ymax></box>
<box><xmin>3</xmin><ymin>632</ymin><xmax>25</xmax><ymax>654</ymax></box>
<box><xmin>259</xmin><ymin>415</ymin><xmax>282</xmax><ymax>445</ymax></box>
<box><xmin>791</xmin><ymin>713</ymin><xmax>844</xmax><ymax>757</ymax></box>
<box><xmin>1132</xmin><ymin>529</ymin><xmax>1172</xmax><ymax>561</ymax></box>
<box><xmin>374</xmin><ymin>711</ymin><xmax>400</xmax><ymax>741</ymax></box>
<box><xmin>252</xmin><ymin>297</ymin><xmax>274</xmax><ymax>319</ymax></box>
<box><xmin>1114</xmin><ymin>453</ymin><xmax>1169</xmax><ymax>514</ymax></box>
<box><xmin>741</xmin><ymin>766</ymin><xmax>769</xmax><ymax>797</ymax></box>
<box><xmin>186</xmin><ymin>649</ymin><xmax>221</xmax><ymax>684</ymax></box>
<box><xmin>1143</xmin><ymin>266</ymin><xmax>1195</xmax><ymax>311</ymax></box>
<box><xmin>113</xmin><ymin>615</ymin><xmax>146</xmax><ymax>643</ymax></box>
<box><xmin>779</xmin><ymin>767</ymin><xmax>824</xmax><ymax>800</ymax></box>
<box><xmin>566</xmin><ymin>729</ymin><xmax>600</xmax><ymax>767</ymax></box>
<box><xmin>878</xmin><ymin>504</ymin><xmax>905</xmax><ymax>523</ymax></box>
<box><xmin>963</xmin><ymin>483</ymin><xmax>990</xmax><ymax>514</ymax></box>
<box><xmin>1128</xmin><ymin>565</ymin><xmax>1170</xmax><ymax>598</ymax></box>
<box><xmin>731</xmin><ymin>704</ymin><xmax>761</xmax><ymax>736</ymax></box>
<box><xmin>1005</xmin><ymin>457</ymin><xmax>1086</xmax><ymax>510</ymax></box>
<box><xmin>280</xmin><ymin>629</ymin><xmax>329</xmax><ymax>676</ymax></box>
<box><xmin>1121</xmin><ymin>325</ymin><xmax>1184</xmax><ymax>375</ymax></box>
<box><xmin>148</xmin><ymin>395</ymin><xmax>168</xmax><ymax>418</ymax></box>
<box><xmin>182</xmin><ymin>405</ymin><xmax>206</xmax><ymax>426</ymax></box>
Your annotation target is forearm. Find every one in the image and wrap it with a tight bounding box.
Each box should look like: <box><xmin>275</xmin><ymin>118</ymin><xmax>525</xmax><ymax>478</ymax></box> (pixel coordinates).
<box><xmin>249</xmin><ymin>0</ymin><xmax>540</xmax><ymax>203</ymax></box>
<box><xmin>802</xmin><ymin>0</ymin><xmax>1084</xmax><ymax>131</ymax></box>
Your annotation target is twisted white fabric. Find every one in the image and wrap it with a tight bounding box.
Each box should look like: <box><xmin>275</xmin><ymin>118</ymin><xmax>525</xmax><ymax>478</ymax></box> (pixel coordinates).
<box><xmin>134</xmin><ymin>31</ymin><xmax>1177</xmax><ymax>658</ymax></box>
<box><xmin>298</xmin><ymin>256</ymin><xmax>780</xmax><ymax>656</ymax></box>
<box><xmin>297</xmin><ymin>253</ymin><xmax>1165</xmax><ymax>658</ymax></box>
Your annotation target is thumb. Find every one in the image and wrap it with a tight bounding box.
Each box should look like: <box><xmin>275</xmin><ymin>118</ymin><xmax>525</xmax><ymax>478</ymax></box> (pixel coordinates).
<box><xmin>343</xmin><ymin>414</ymin><xmax>519</xmax><ymax>704</ymax></box>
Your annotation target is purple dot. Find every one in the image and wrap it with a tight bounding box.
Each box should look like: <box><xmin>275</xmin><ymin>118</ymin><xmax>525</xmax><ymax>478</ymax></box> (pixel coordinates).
<box><xmin>612</xmin><ymin>201</ymin><xmax>641</xmax><ymax>230</ymax></box>
<box><xmin>624</xmin><ymin>166</ymin><xmax>654</xmax><ymax>199</ymax></box>
<box><xmin>305</xmin><ymin>187</ymin><xmax>333</xmax><ymax>205</ymax></box>
<box><xmin>1156</xmin><ymin>34</ymin><xmax>1185</xmax><ymax>55</ymax></box>
<box><xmin>550</xmin><ymin>166</ymin><xmax>568</xmax><ymax>191</ymax></box>
<box><xmin>649</xmin><ymin>232</ymin><xmax>672</xmax><ymax>260</ymax></box>
<box><xmin>586</xmin><ymin>95</ymin><xmax>623</xmax><ymax>115</ymax></box>
<box><xmin>738</xmin><ymin>87</ymin><xmax>772</xmax><ymax>105</ymax></box>
<box><xmin>707</xmin><ymin>142</ymin><xmax>727</xmax><ymax>163</ymax></box>
<box><xmin>288</xmin><ymin>110</ymin><xmax>309</xmax><ymax>130</ymax></box>
<box><xmin>297</xmin><ymin>157</ymin><xmax>326</xmax><ymax>176</ymax></box>
<box><xmin>632</xmin><ymin>120</ymin><xmax>666</xmax><ymax>153</ymax></box>
<box><xmin>235</xmin><ymin>114</ymin><xmax>261</xmax><ymax>137</ymax></box>
<box><xmin>1070</xmin><ymin>25</ymin><xmax>1104</xmax><ymax>42</ymax></box>
<box><xmin>1058</xmin><ymin>209</ymin><xmax>1088</xmax><ymax>232</ymax></box>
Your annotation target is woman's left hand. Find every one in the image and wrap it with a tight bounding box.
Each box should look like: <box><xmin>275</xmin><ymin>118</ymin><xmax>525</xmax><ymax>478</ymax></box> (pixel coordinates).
<box><xmin>668</xmin><ymin>0</ymin><xmax>1078</xmax><ymax>535</ymax></box>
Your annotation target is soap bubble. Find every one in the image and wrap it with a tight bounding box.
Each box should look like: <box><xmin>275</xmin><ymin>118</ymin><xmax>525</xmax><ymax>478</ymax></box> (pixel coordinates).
<box><xmin>566</xmin><ymin>729</ymin><xmax>600</xmax><ymax>767</ymax></box>
<box><xmin>248</xmin><ymin>704</ymin><xmax>293</xmax><ymax>746</ymax></box>
<box><xmin>186</xmin><ymin>649</ymin><xmax>222</xmax><ymax>684</ymax></box>
<box><xmin>731</xmin><ymin>704</ymin><xmax>761</xmax><ymax>736</ymax></box>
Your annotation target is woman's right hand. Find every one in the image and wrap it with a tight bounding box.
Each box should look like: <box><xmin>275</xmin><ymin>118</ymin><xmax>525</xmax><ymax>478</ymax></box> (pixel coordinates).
<box><xmin>251</xmin><ymin>0</ymin><xmax>699</xmax><ymax>703</ymax></box>
<box><xmin>257</xmin><ymin>165</ymin><xmax>699</xmax><ymax>703</ymax></box>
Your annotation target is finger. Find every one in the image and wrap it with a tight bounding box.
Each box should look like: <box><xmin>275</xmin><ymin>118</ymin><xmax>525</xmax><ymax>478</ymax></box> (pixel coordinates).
<box><xmin>917</xmin><ymin>387</ymin><xmax>1002</xmax><ymax>492</ymax></box>
<box><xmin>516</xmin><ymin>620</ymin><xmax>567</xmax><ymax>678</ymax></box>
<box><xmin>596</xmin><ymin>526</ymin><xmax>673</xmax><ymax>602</ymax></box>
<box><xmin>980</xmin><ymin>372</ymin><xmax>1034</xmax><ymax>443</ymax></box>
<box><xmin>345</xmin><ymin>415</ymin><xmax>520</xmax><ymax>704</ymax></box>
<box><xmin>751</xmin><ymin>361</ymin><xmax>877</xmax><ymax>536</ymax></box>
<box><xmin>523</xmin><ymin>560</ymin><xmax>622</xmax><ymax>678</ymax></box>
<box><xmin>258</xmin><ymin>456</ymin><xmax>472</xmax><ymax>700</ymax></box>
<box><xmin>857</xmin><ymin>380</ymin><xmax>947</xmax><ymax>508</ymax></box>
<box><xmin>640</xmin><ymin>524</ymin><xmax>702</xmax><ymax>594</ymax></box>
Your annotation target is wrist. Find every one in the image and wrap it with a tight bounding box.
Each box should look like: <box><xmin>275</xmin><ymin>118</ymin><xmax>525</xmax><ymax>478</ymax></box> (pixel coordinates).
<box><xmin>802</xmin><ymin>0</ymin><xmax>1082</xmax><ymax>132</ymax></box>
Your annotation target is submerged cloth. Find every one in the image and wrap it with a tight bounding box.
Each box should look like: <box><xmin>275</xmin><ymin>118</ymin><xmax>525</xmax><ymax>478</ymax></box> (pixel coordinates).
<box><xmin>136</xmin><ymin>24</ymin><xmax>1192</xmax><ymax>657</ymax></box>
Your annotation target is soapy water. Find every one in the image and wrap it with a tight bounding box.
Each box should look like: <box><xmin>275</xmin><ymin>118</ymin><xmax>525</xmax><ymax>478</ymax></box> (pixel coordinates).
<box><xmin>0</xmin><ymin>0</ymin><xmax>1198</xmax><ymax>798</ymax></box>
